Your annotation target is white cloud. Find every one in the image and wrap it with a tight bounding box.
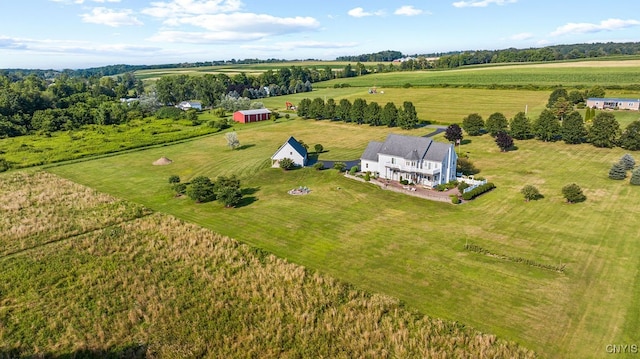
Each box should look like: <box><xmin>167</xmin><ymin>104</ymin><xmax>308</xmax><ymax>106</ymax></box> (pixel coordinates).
<box><xmin>142</xmin><ymin>0</ymin><xmax>243</xmax><ymax>18</ymax></box>
<box><xmin>0</xmin><ymin>35</ymin><xmax>160</xmax><ymax>55</ymax></box>
<box><xmin>509</xmin><ymin>32</ymin><xmax>533</xmax><ymax>41</ymax></box>
<box><xmin>551</xmin><ymin>18</ymin><xmax>640</xmax><ymax>36</ymax></box>
<box><xmin>452</xmin><ymin>0</ymin><xmax>516</xmax><ymax>8</ymax></box>
<box><xmin>347</xmin><ymin>7</ymin><xmax>385</xmax><ymax>18</ymax></box>
<box><xmin>243</xmin><ymin>40</ymin><xmax>358</xmax><ymax>52</ymax></box>
<box><xmin>50</xmin><ymin>0</ymin><xmax>120</xmax><ymax>4</ymax></box>
<box><xmin>394</xmin><ymin>5</ymin><xmax>424</xmax><ymax>16</ymax></box>
<box><xmin>81</xmin><ymin>7</ymin><xmax>143</xmax><ymax>27</ymax></box>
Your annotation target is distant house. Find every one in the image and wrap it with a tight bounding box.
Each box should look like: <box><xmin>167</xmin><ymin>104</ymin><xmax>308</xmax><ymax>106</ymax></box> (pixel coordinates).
<box><xmin>177</xmin><ymin>101</ymin><xmax>202</xmax><ymax>111</ymax></box>
<box><xmin>233</xmin><ymin>109</ymin><xmax>272</xmax><ymax>123</ymax></box>
<box><xmin>361</xmin><ymin>134</ymin><xmax>457</xmax><ymax>187</ymax></box>
<box><xmin>586</xmin><ymin>98</ymin><xmax>640</xmax><ymax>111</ymax></box>
<box><xmin>271</xmin><ymin>136</ymin><xmax>308</xmax><ymax>168</ymax></box>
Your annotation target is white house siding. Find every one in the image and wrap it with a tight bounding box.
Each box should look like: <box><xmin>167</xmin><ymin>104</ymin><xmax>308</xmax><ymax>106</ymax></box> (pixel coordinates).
<box><xmin>272</xmin><ymin>143</ymin><xmax>305</xmax><ymax>167</ymax></box>
<box><xmin>360</xmin><ymin>159</ymin><xmax>378</xmax><ymax>174</ymax></box>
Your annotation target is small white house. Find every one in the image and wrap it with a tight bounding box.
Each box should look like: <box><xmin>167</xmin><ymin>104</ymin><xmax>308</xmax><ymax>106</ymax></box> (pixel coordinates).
<box><xmin>271</xmin><ymin>136</ymin><xmax>308</xmax><ymax>168</ymax></box>
<box><xmin>586</xmin><ymin>98</ymin><xmax>640</xmax><ymax>111</ymax></box>
<box><xmin>361</xmin><ymin>134</ymin><xmax>457</xmax><ymax>187</ymax></box>
<box><xmin>177</xmin><ymin>101</ymin><xmax>202</xmax><ymax>111</ymax></box>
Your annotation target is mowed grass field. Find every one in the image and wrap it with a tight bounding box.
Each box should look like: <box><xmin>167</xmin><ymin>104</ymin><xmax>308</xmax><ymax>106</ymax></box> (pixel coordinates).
<box><xmin>49</xmin><ymin>118</ymin><xmax>640</xmax><ymax>358</ymax></box>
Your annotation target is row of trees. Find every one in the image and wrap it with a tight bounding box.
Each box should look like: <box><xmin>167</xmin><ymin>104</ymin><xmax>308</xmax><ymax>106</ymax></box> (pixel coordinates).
<box><xmin>459</xmin><ymin>109</ymin><xmax>640</xmax><ymax>151</ymax></box>
<box><xmin>521</xmin><ymin>183</ymin><xmax>587</xmax><ymax>203</ymax></box>
<box><xmin>295</xmin><ymin>97</ymin><xmax>419</xmax><ymax>130</ymax></box>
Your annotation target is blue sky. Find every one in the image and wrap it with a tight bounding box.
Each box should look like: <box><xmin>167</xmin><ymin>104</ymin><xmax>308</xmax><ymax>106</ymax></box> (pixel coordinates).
<box><xmin>1</xmin><ymin>0</ymin><xmax>639</xmax><ymax>69</ymax></box>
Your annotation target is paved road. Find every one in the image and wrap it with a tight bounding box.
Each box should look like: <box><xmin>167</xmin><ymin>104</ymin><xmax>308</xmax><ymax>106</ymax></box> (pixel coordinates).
<box><xmin>306</xmin><ymin>125</ymin><xmax>448</xmax><ymax>170</ymax></box>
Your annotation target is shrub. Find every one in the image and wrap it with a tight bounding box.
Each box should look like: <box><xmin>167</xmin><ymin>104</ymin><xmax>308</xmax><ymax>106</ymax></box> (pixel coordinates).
<box><xmin>364</xmin><ymin>171</ymin><xmax>371</xmax><ymax>181</ymax></box>
<box><xmin>456</xmin><ymin>157</ymin><xmax>479</xmax><ymax>175</ymax></box>
<box><xmin>520</xmin><ymin>185</ymin><xmax>542</xmax><ymax>201</ymax></box>
<box><xmin>279</xmin><ymin>158</ymin><xmax>295</xmax><ymax>170</ymax></box>
<box><xmin>313</xmin><ymin>162</ymin><xmax>324</xmax><ymax>171</ymax></box>
<box><xmin>457</xmin><ymin>182</ymin><xmax>470</xmax><ymax>192</ymax></box>
<box><xmin>608</xmin><ymin>162</ymin><xmax>627</xmax><ymax>180</ymax></box>
<box><xmin>314</xmin><ymin>144</ymin><xmax>324</xmax><ymax>153</ymax></box>
<box><xmin>631</xmin><ymin>167</ymin><xmax>640</xmax><ymax>185</ymax></box>
<box><xmin>562</xmin><ymin>183</ymin><xmax>586</xmax><ymax>203</ymax></box>
<box><xmin>172</xmin><ymin>182</ymin><xmax>187</xmax><ymax>195</ymax></box>
<box><xmin>349</xmin><ymin>166</ymin><xmax>358</xmax><ymax>175</ymax></box>
<box><xmin>461</xmin><ymin>182</ymin><xmax>496</xmax><ymax>200</ymax></box>
<box><xmin>333</xmin><ymin>162</ymin><xmax>346</xmax><ymax>172</ymax></box>
<box><xmin>620</xmin><ymin>153</ymin><xmax>635</xmax><ymax>170</ymax></box>
<box><xmin>168</xmin><ymin>175</ymin><xmax>181</xmax><ymax>184</ymax></box>
<box><xmin>0</xmin><ymin>158</ymin><xmax>9</xmax><ymax>173</ymax></box>
<box><xmin>400</xmin><ymin>179</ymin><xmax>409</xmax><ymax>186</ymax></box>
<box><xmin>450</xmin><ymin>195</ymin><xmax>460</xmax><ymax>204</ymax></box>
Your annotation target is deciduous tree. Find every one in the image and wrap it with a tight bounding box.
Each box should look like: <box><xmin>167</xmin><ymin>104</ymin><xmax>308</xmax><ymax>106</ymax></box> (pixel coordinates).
<box><xmin>186</xmin><ymin>176</ymin><xmax>216</xmax><ymax>203</ymax></box>
<box><xmin>495</xmin><ymin>131</ymin><xmax>514</xmax><ymax>152</ymax></box>
<box><xmin>225</xmin><ymin>131</ymin><xmax>240</xmax><ymax>149</ymax></box>
<box><xmin>485</xmin><ymin>112</ymin><xmax>508</xmax><ymax>137</ymax></box>
<box><xmin>462</xmin><ymin>113</ymin><xmax>484</xmax><ymax>136</ymax></box>
<box><xmin>547</xmin><ymin>88</ymin><xmax>568</xmax><ymax>108</ymax></box>
<box><xmin>444</xmin><ymin>124</ymin><xmax>463</xmax><ymax>143</ymax></box>
<box><xmin>619</xmin><ymin>120</ymin><xmax>640</xmax><ymax>151</ymax></box>
<box><xmin>509</xmin><ymin>111</ymin><xmax>533</xmax><ymax>139</ymax></box>
<box><xmin>562</xmin><ymin>183</ymin><xmax>586</xmax><ymax>203</ymax></box>
<box><xmin>521</xmin><ymin>185</ymin><xmax>542</xmax><ymax>201</ymax></box>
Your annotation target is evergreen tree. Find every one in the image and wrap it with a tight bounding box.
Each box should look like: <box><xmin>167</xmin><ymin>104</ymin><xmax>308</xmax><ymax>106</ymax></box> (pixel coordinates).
<box><xmin>462</xmin><ymin>113</ymin><xmax>484</xmax><ymax>136</ymax></box>
<box><xmin>336</xmin><ymin>99</ymin><xmax>352</xmax><ymax>122</ymax></box>
<box><xmin>365</xmin><ymin>101</ymin><xmax>382</xmax><ymax>126</ymax></box>
<box><xmin>608</xmin><ymin>162</ymin><xmax>627</xmax><ymax>180</ymax></box>
<box><xmin>561</xmin><ymin>111</ymin><xmax>587</xmax><ymax>144</ymax></box>
<box><xmin>534</xmin><ymin>109</ymin><xmax>561</xmax><ymax>142</ymax></box>
<box><xmin>398</xmin><ymin>101</ymin><xmax>417</xmax><ymax>130</ymax></box>
<box><xmin>296</xmin><ymin>98</ymin><xmax>311</xmax><ymax>118</ymax></box>
<box><xmin>631</xmin><ymin>167</ymin><xmax>640</xmax><ymax>185</ymax></box>
<box><xmin>323</xmin><ymin>98</ymin><xmax>336</xmax><ymax>120</ymax></box>
<box><xmin>620</xmin><ymin>153</ymin><xmax>635</xmax><ymax>170</ymax></box>
<box><xmin>381</xmin><ymin>102</ymin><xmax>398</xmax><ymax>127</ymax></box>
<box><xmin>588</xmin><ymin>112</ymin><xmax>620</xmax><ymax>148</ymax></box>
<box><xmin>309</xmin><ymin>97</ymin><xmax>325</xmax><ymax>119</ymax></box>
<box><xmin>509</xmin><ymin>111</ymin><xmax>533</xmax><ymax>139</ymax></box>
<box><xmin>485</xmin><ymin>112</ymin><xmax>508</xmax><ymax>137</ymax></box>
<box><xmin>350</xmin><ymin>98</ymin><xmax>367</xmax><ymax>124</ymax></box>
<box><xmin>619</xmin><ymin>120</ymin><xmax>640</xmax><ymax>151</ymax></box>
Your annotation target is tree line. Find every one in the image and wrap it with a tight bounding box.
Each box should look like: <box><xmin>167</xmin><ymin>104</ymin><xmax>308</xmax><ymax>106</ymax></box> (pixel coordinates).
<box><xmin>455</xmin><ymin>88</ymin><xmax>640</xmax><ymax>151</ymax></box>
<box><xmin>295</xmin><ymin>97</ymin><xmax>418</xmax><ymax>130</ymax></box>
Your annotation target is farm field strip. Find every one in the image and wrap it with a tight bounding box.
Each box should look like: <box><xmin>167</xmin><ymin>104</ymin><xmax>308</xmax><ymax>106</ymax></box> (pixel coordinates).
<box><xmin>48</xmin><ymin>119</ymin><xmax>640</xmax><ymax>358</ymax></box>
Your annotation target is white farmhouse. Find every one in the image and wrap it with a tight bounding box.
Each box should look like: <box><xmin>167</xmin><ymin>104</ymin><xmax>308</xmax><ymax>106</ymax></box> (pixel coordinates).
<box><xmin>361</xmin><ymin>134</ymin><xmax>457</xmax><ymax>187</ymax></box>
<box><xmin>271</xmin><ymin>136</ymin><xmax>308</xmax><ymax>168</ymax></box>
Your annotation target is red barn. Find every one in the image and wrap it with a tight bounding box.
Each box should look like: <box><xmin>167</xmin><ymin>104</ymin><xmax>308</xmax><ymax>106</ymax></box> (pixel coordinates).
<box><xmin>233</xmin><ymin>109</ymin><xmax>272</xmax><ymax>123</ymax></box>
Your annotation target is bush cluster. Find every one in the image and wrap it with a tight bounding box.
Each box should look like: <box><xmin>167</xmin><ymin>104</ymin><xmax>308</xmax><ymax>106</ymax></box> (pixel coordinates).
<box><xmin>461</xmin><ymin>182</ymin><xmax>496</xmax><ymax>200</ymax></box>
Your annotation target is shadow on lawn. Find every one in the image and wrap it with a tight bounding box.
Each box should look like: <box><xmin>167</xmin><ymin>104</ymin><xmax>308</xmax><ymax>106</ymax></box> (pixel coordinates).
<box><xmin>236</xmin><ymin>186</ymin><xmax>260</xmax><ymax>208</ymax></box>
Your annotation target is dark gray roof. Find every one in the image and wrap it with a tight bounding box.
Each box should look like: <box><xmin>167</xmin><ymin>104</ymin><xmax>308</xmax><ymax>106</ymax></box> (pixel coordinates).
<box><xmin>274</xmin><ymin>136</ymin><xmax>307</xmax><ymax>158</ymax></box>
<box><xmin>361</xmin><ymin>141</ymin><xmax>383</xmax><ymax>161</ymax></box>
<box><xmin>372</xmin><ymin>134</ymin><xmax>451</xmax><ymax>162</ymax></box>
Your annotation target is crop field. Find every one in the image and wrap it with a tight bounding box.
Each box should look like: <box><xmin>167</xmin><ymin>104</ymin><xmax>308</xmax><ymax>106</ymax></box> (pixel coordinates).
<box><xmin>48</xmin><ymin>118</ymin><xmax>640</xmax><ymax>358</ymax></box>
<box><xmin>0</xmin><ymin>171</ymin><xmax>534</xmax><ymax>358</ymax></box>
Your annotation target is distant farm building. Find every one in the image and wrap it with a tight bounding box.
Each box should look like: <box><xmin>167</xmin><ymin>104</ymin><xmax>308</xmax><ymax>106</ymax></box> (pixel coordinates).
<box><xmin>177</xmin><ymin>101</ymin><xmax>202</xmax><ymax>111</ymax></box>
<box><xmin>586</xmin><ymin>98</ymin><xmax>640</xmax><ymax>111</ymax></box>
<box><xmin>233</xmin><ymin>109</ymin><xmax>272</xmax><ymax>123</ymax></box>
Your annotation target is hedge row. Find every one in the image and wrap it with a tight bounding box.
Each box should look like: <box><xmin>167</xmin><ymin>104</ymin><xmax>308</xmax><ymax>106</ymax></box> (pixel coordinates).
<box><xmin>464</xmin><ymin>243</ymin><xmax>566</xmax><ymax>273</ymax></box>
<box><xmin>461</xmin><ymin>182</ymin><xmax>496</xmax><ymax>200</ymax></box>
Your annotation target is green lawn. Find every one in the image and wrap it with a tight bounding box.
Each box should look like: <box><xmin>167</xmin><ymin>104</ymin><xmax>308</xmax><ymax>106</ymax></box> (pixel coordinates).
<box><xmin>49</xmin><ymin>118</ymin><xmax>640</xmax><ymax>359</ymax></box>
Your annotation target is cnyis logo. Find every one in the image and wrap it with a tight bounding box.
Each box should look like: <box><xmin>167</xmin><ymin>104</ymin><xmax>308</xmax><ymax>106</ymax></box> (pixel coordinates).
<box><xmin>606</xmin><ymin>344</ymin><xmax>638</xmax><ymax>354</ymax></box>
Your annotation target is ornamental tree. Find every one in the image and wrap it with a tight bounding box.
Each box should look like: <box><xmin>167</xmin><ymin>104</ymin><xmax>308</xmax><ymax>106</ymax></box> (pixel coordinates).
<box><xmin>521</xmin><ymin>185</ymin><xmax>542</xmax><ymax>202</ymax></box>
<box><xmin>495</xmin><ymin>131</ymin><xmax>514</xmax><ymax>152</ymax></box>
<box><xmin>620</xmin><ymin>153</ymin><xmax>636</xmax><ymax>170</ymax></box>
<box><xmin>444</xmin><ymin>124</ymin><xmax>464</xmax><ymax>143</ymax></box>
<box><xmin>608</xmin><ymin>162</ymin><xmax>627</xmax><ymax>180</ymax></box>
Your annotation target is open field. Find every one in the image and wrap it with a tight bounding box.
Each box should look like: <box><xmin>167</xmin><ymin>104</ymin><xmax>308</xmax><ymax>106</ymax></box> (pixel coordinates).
<box><xmin>0</xmin><ymin>171</ymin><xmax>533</xmax><ymax>358</ymax></box>
<box><xmin>0</xmin><ymin>118</ymin><xmax>220</xmax><ymax>169</ymax></box>
<box><xmin>48</xmin><ymin>118</ymin><xmax>640</xmax><ymax>358</ymax></box>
